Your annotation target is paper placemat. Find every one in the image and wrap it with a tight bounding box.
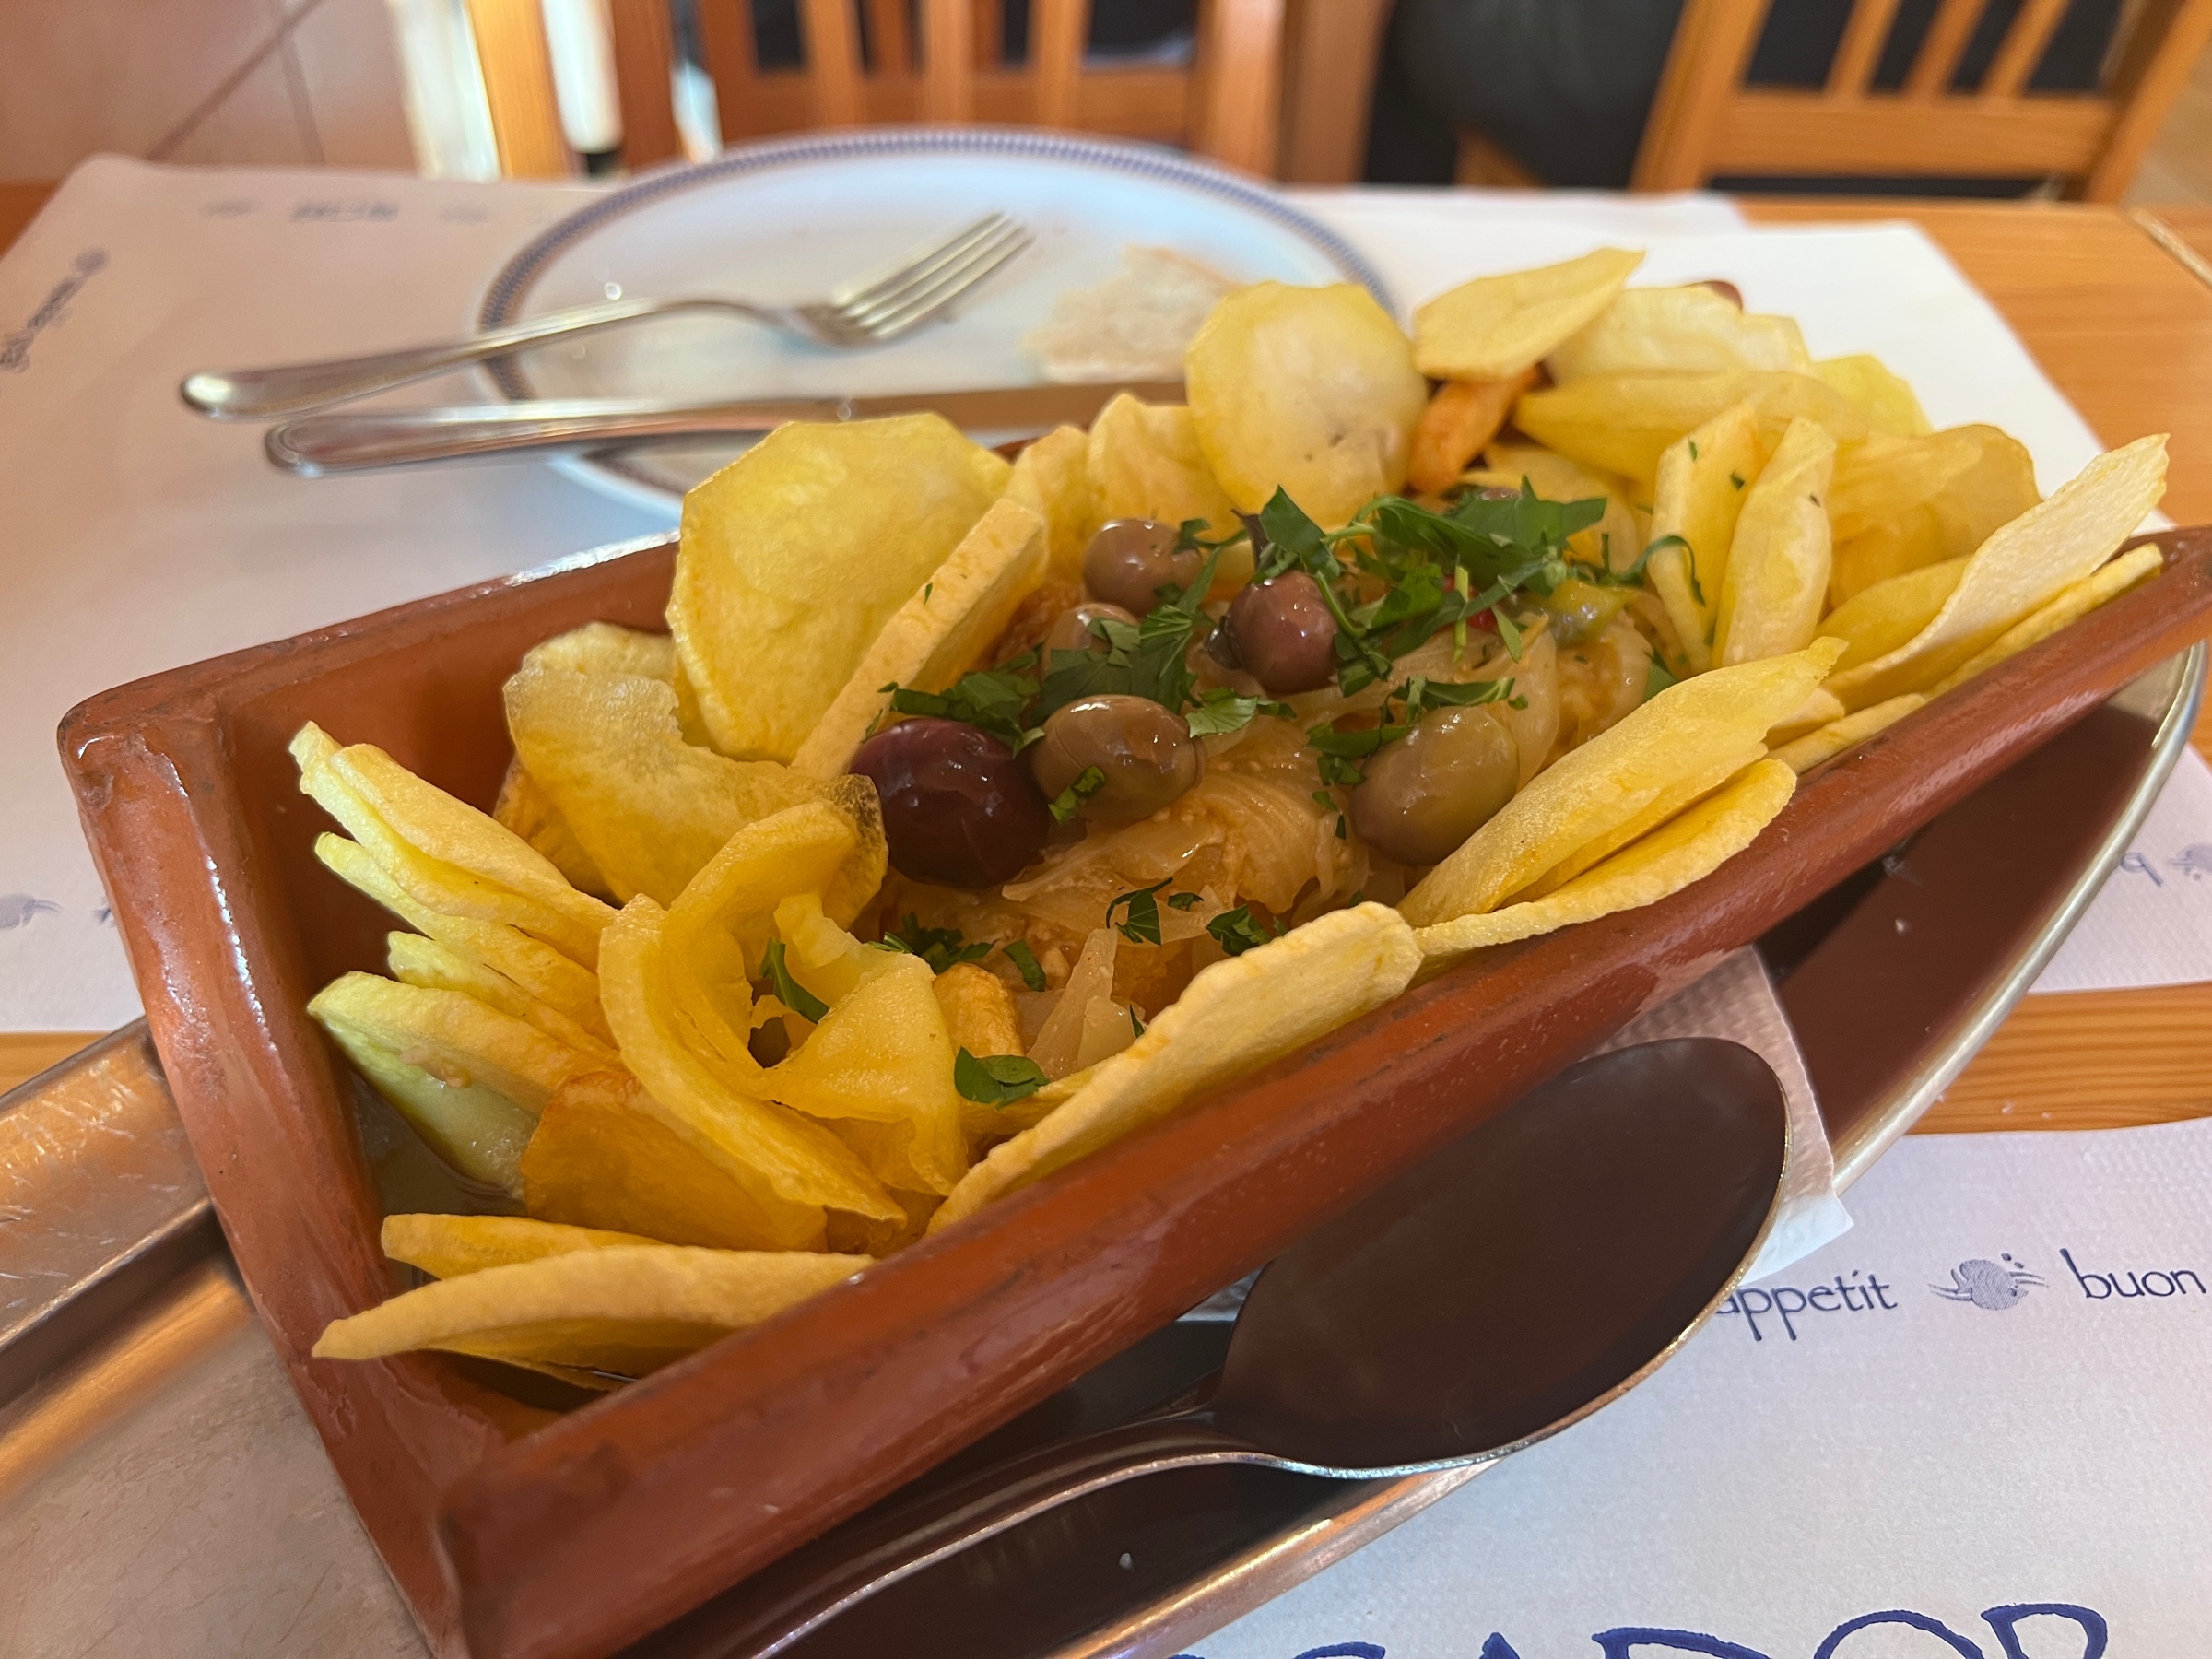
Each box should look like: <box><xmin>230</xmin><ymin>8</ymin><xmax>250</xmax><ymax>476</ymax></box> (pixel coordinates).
<box><xmin>1201</xmin><ymin>1112</ymin><xmax>2212</xmax><ymax>1658</ymax></box>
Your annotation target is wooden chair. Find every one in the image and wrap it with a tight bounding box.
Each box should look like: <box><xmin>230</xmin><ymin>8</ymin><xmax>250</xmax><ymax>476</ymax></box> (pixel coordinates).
<box><xmin>462</xmin><ymin>0</ymin><xmax>1388</xmax><ymax>184</ymax></box>
<box><xmin>1632</xmin><ymin>0</ymin><xmax>2212</xmax><ymax>199</ymax></box>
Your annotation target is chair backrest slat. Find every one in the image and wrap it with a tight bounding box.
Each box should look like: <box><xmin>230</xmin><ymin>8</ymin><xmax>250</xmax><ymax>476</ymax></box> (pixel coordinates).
<box><xmin>698</xmin><ymin>0</ymin><xmax>760</xmax><ymax>140</ymax></box>
<box><xmin>461</xmin><ymin>0</ymin><xmax>574</xmax><ymax>176</ymax></box>
<box><xmin>1030</xmin><ymin>0</ymin><xmax>1090</xmax><ymax>128</ymax></box>
<box><xmin>920</xmin><ymin>0</ymin><xmax>976</xmax><ymax>120</ymax></box>
<box><xmin>1636</xmin><ymin>0</ymin><xmax>2212</xmax><ymax>201</ymax></box>
<box><xmin>1826</xmin><ymin>0</ymin><xmax>1903</xmax><ymax>95</ymax></box>
<box><xmin>609</xmin><ymin>0</ymin><xmax>685</xmax><ymax>166</ymax></box>
<box><xmin>1191</xmin><ymin>0</ymin><xmax>1288</xmax><ymax>175</ymax></box>
<box><xmin>863</xmin><ymin>0</ymin><xmax>912</xmax><ymax>74</ymax></box>
<box><xmin>799</xmin><ymin>0</ymin><xmax>866</xmax><ymax>125</ymax></box>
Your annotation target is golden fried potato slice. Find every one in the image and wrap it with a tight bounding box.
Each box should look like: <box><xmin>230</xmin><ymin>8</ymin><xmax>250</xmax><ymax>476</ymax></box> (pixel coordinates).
<box><xmin>1928</xmin><ymin>542</ymin><xmax>2164</xmax><ymax>696</ymax></box>
<box><xmin>1827</xmin><ymin>429</ymin><xmax>1982</xmax><ymax>545</ymax></box>
<box><xmin>1003</xmin><ymin>424</ymin><xmax>1097</xmax><ymax>582</ymax></box>
<box><xmin>382</xmin><ymin>1212</ymin><xmax>662</xmax><ymax>1278</ymax></box>
<box><xmin>934</xmin><ymin>962</ymin><xmax>1022</xmax><ymax>1057</ymax></box>
<box><xmin>1415</xmin><ymin>759</ymin><xmax>1796</xmax><ymax>961</ymax></box>
<box><xmin>671</xmin><ymin>415</ymin><xmax>1009</xmax><ymax>760</ymax></box>
<box><xmin>525</xmin><ymin>621</ymin><xmax>677</xmax><ymax>680</ymax></box>
<box><xmin>312</xmin><ymin>1007</ymin><xmax>538</xmax><ymax>1194</ymax></box>
<box><xmin>493</xmin><ymin>760</ymin><xmax>608</xmax><ymax>897</ymax></box>
<box><xmin>1548</xmin><ymin>285</ymin><xmax>1809</xmax><ymax>380</ymax></box>
<box><xmin>930</xmin><ymin>904</ymin><xmax>1421</xmax><ymax>1231</ymax></box>
<box><xmin>1512</xmin><ymin>751</ymin><xmax>1761</xmax><ymax>903</ymax></box>
<box><xmin>1187</xmin><ymin>283</ymin><xmax>1428</xmax><ymax>526</ymax></box>
<box><xmin>1826</xmin><ymin>436</ymin><xmax>2167</xmax><ymax>710</ymax></box>
<box><xmin>524</xmin><ymin>1070</ymin><xmax>829</xmax><ymax>1251</ymax></box>
<box><xmin>1086</xmin><ymin>393</ymin><xmax>1243</xmax><ymax>540</ymax></box>
<box><xmin>1830</xmin><ymin>427</ymin><xmax>2043</xmax><ymax>608</ymax></box>
<box><xmin>311</xmin><ymin>971</ymin><xmax>598</xmax><ymax>1112</ymax></box>
<box><xmin>1771</xmin><ymin>694</ymin><xmax>1926</xmax><ymax>773</ymax></box>
<box><xmin>1406</xmin><ymin>372</ymin><xmax>1535</xmax><ymax>497</ymax></box>
<box><xmin>311</xmin><ymin>1244</ymin><xmax>868</xmax><ymax>1374</ymax></box>
<box><xmin>1764</xmin><ymin>687</ymin><xmax>1846</xmax><ymax>746</ymax></box>
<box><xmin>1822</xmin><ymin>558</ymin><xmax>1967</xmax><ymax>673</ymax></box>
<box><xmin>1813</xmin><ymin>355</ymin><xmax>1932</xmax><ymax>437</ymax></box>
<box><xmin>793</xmin><ymin>499</ymin><xmax>1049</xmax><ymax>779</ymax></box>
<box><xmin>1412</xmin><ymin>247</ymin><xmax>1642</xmax><ymax>380</ymax></box>
<box><xmin>1513</xmin><ymin>370</ymin><xmax>1866</xmax><ymax>484</ymax></box>
<box><xmin>1645</xmin><ymin>399</ymin><xmax>1763</xmax><ymax>671</ymax></box>
<box><xmin>1715</xmin><ymin>416</ymin><xmax>1838</xmax><ymax>666</ymax></box>
<box><xmin>1399</xmin><ymin>639</ymin><xmax>1844</xmax><ymax>926</ymax></box>
<box><xmin>385</xmin><ymin>931</ymin><xmax>615</xmax><ymax>1061</ymax></box>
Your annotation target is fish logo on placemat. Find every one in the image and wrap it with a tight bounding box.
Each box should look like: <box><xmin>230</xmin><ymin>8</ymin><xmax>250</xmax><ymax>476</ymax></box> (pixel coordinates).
<box><xmin>2172</xmin><ymin>842</ymin><xmax>2212</xmax><ymax>881</ymax></box>
<box><xmin>0</xmin><ymin>894</ymin><xmax>61</xmax><ymax>930</ymax></box>
<box><xmin>1932</xmin><ymin>1253</ymin><xmax>2045</xmax><ymax>1310</ymax></box>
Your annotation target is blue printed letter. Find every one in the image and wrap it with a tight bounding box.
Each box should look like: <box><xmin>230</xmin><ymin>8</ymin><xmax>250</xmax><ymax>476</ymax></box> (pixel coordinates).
<box><xmin>1983</xmin><ymin>1604</ymin><xmax>2108</xmax><ymax>1659</ymax></box>
<box><xmin>1593</xmin><ymin>1630</ymin><xmax>1772</xmax><ymax>1658</ymax></box>
<box><xmin>1815</xmin><ymin>1611</ymin><xmax>1985</xmax><ymax>1657</ymax></box>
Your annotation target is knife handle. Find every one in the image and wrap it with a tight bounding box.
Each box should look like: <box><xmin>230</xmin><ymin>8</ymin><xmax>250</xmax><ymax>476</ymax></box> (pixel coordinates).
<box><xmin>263</xmin><ymin>399</ymin><xmax>850</xmax><ymax>476</ymax></box>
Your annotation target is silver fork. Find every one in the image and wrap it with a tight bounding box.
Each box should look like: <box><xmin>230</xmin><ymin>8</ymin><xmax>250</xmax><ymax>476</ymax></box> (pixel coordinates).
<box><xmin>181</xmin><ymin>212</ymin><xmax>1031</xmax><ymax>421</ymax></box>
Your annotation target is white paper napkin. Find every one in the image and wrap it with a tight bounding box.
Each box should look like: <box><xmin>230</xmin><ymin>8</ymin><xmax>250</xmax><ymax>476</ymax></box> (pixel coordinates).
<box><xmin>2035</xmin><ymin>746</ymin><xmax>2212</xmax><ymax>993</ymax></box>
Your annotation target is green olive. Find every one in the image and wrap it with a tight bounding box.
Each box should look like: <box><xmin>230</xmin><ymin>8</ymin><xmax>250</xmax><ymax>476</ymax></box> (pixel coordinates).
<box><xmin>1349</xmin><ymin>705</ymin><xmax>1520</xmax><ymax>865</ymax></box>
<box><xmin>1082</xmin><ymin>519</ymin><xmax>1205</xmax><ymax>616</ymax></box>
<box><xmin>1030</xmin><ymin>694</ymin><xmax>1203</xmax><ymax>823</ymax></box>
<box><xmin>1043</xmin><ymin>601</ymin><xmax>1138</xmax><ymax>658</ymax></box>
<box><xmin>1541</xmin><ymin>578</ymin><xmax>1633</xmax><ymax>644</ymax></box>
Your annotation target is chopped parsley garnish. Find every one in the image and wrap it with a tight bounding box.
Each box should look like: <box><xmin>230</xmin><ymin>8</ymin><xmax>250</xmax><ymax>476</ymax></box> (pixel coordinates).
<box><xmin>1184</xmin><ymin>686</ymin><xmax>1294</xmax><ymax>738</ymax></box>
<box><xmin>1644</xmin><ymin>658</ymin><xmax>1680</xmax><ymax>701</ymax></box>
<box><xmin>879</xmin><ymin>915</ymin><xmax>993</xmax><ymax>974</ymax></box>
<box><xmin>1002</xmin><ymin>939</ymin><xmax>1048</xmax><ymax>992</ymax></box>
<box><xmin>759</xmin><ymin>939</ymin><xmax>830</xmax><ymax>1024</ymax></box>
<box><xmin>887</xmin><ymin>653</ymin><xmax>1044</xmax><ymax>752</ymax></box>
<box><xmin>1165</xmin><ymin>891</ymin><xmax>1202</xmax><ymax>912</ymax></box>
<box><xmin>1130</xmin><ymin>1006</ymin><xmax>1146</xmax><ymax>1038</ymax></box>
<box><xmin>953</xmin><ymin>1049</ymin><xmax>1049</xmax><ymax>1107</ymax></box>
<box><xmin>1106</xmin><ymin>877</ymin><xmax>1178</xmax><ymax>945</ymax></box>
<box><xmin>1048</xmin><ymin>765</ymin><xmax>1106</xmax><ymax>823</ymax></box>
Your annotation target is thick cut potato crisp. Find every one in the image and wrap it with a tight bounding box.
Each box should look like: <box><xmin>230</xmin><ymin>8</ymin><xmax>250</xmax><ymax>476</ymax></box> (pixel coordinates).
<box><xmin>493</xmin><ymin>762</ymin><xmax>606</xmax><ymax>896</ymax></box>
<box><xmin>1002</xmin><ymin>423</ymin><xmax>1096</xmax><ymax>582</ymax></box>
<box><xmin>386</xmin><ymin>932</ymin><xmax>613</xmax><ymax>1060</ymax></box>
<box><xmin>1830</xmin><ymin>426</ymin><xmax>2038</xmax><ymax>606</ymax></box>
<box><xmin>1401</xmin><ymin>639</ymin><xmax>1844</xmax><ymax>927</ymax></box>
<box><xmin>1514</xmin><ymin>370</ymin><xmax>1866</xmax><ymax>484</ymax></box>
<box><xmin>312</xmin><ymin>1244</ymin><xmax>869</xmax><ymax>1374</ymax></box>
<box><xmin>1548</xmin><ymin>285</ymin><xmax>1809</xmax><ymax>380</ymax></box>
<box><xmin>1821</xmin><ymin>559</ymin><xmax>1966</xmax><ymax>672</ymax></box>
<box><xmin>1772</xmin><ymin>695</ymin><xmax>1925</xmax><ymax>774</ymax></box>
<box><xmin>1929</xmin><ymin>542</ymin><xmax>2164</xmax><ymax>696</ymax></box>
<box><xmin>314</xmin><ymin>1006</ymin><xmax>537</xmax><ymax>1194</ymax></box>
<box><xmin>382</xmin><ymin>1213</ymin><xmax>661</xmax><ymax>1278</ymax></box>
<box><xmin>1826</xmin><ymin>434</ymin><xmax>2167</xmax><ymax>709</ymax></box>
<box><xmin>1415</xmin><ymin>759</ymin><xmax>1796</xmax><ymax>961</ymax></box>
<box><xmin>311</xmin><ymin>971</ymin><xmax>596</xmax><ymax>1113</ymax></box>
<box><xmin>793</xmin><ymin>499</ymin><xmax>1049</xmax><ymax>779</ymax></box>
<box><xmin>1187</xmin><ymin>282</ymin><xmax>1427</xmax><ymax>526</ymax></box>
<box><xmin>1812</xmin><ymin>355</ymin><xmax>1932</xmax><ymax>438</ymax></box>
<box><xmin>1412</xmin><ymin>247</ymin><xmax>1642</xmax><ymax>380</ymax></box>
<box><xmin>1085</xmin><ymin>394</ymin><xmax>1241</xmax><ymax>539</ymax></box>
<box><xmin>524</xmin><ymin>1071</ymin><xmax>825</xmax><ymax>1251</ymax></box>
<box><xmin>1646</xmin><ymin>399</ymin><xmax>1763</xmax><ymax>671</ymax></box>
<box><xmin>1715</xmin><ymin>416</ymin><xmax>1837</xmax><ymax>666</ymax></box>
<box><xmin>671</xmin><ymin>415</ymin><xmax>1009</xmax><ymax>761</ymax></box>
<box><xmin>931</xmin><ymin>904</ymin><xmax>1421</xmax><ymax>1230</ymax></box>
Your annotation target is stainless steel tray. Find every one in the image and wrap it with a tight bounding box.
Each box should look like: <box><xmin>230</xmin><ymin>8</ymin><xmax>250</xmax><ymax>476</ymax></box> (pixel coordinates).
<box><xmin>2</xmin><ymin>645</ymin><xmax>2200</xmax><ymax>1659</ymax></box>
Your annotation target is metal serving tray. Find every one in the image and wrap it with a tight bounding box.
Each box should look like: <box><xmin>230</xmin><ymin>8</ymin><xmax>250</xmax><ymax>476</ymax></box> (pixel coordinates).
<box><xmin>2</xmin><ymin>645</ymin><xmax>2200</xmax><ymax>1659</ymax></box>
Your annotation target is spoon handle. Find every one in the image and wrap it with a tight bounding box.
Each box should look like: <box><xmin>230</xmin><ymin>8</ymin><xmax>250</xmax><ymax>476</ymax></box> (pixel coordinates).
<box><xmin>667</xmin><ymin>1414</ymin><xmax>1267</xmax><ymax>1658</ymax></box>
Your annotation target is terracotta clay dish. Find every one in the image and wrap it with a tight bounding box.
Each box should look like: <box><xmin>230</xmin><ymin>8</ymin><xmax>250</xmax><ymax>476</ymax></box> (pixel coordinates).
<box><xmin>59</xmin><ymin>527</ymin><xmax>2212</xmax><ymax>1659</ymax></box>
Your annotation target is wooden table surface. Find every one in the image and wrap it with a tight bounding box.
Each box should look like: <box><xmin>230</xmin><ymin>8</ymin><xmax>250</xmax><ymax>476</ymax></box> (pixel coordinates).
<box><xmin>1</xmin><ymin>184</ymin><xmax>2208</xmax><ymax>1136</ymax></box>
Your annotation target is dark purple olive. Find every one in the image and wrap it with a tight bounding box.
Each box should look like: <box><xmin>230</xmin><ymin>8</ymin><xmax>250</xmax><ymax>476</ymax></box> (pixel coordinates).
<box><xmin>849</xmin><ymin>718</ymin><xmax>1050</xmax><ymax>888</ymax></box>
<box><xmin>1030</xmin><ymin>694</ymin><xmax>1203</xmax><ymax>824</ymax></box>
<box><xmin>1348</xmin><ymin>705</ymin><xmax>1520</xmax><ymax>866</ymax></box>
<box><xmin>1043</xmin><ymin>601</ymin><xmax>1139</xmax><ymax>658</ymax></box>
<box><xmin>1224</xmin><ymin>572</ymin><xmax>1338</xmax><ymax>694</ymax></box>
<box><xmin>1081</xmin><ymin>519</ymin><xmax>1205</xmax><ymax>616</ymax></box>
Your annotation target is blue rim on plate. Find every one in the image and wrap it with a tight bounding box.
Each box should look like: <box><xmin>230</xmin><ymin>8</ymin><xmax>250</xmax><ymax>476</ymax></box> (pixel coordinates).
<box><xmin>475</xmin><ymin>125</ymin><xmax>1396</xmax><ymax>512</ymax></box>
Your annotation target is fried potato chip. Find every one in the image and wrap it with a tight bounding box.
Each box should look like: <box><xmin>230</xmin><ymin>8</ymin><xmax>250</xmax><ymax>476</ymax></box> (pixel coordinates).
<box><xmin>1412</xmin><ymin>247</ymin><xmax>1643</xmax><ymax>380</ymax></box>
<box><xmin>1827</xmin><ymin>429</ymin><xmax>1982</xmax><ymax>545</ymax></box>
<box><xmin>671</xmin><ymin>415</ymin><xmax>1009</xmax><ymax>761</ymax></box>
<box><xmin>1771</xmin><ymin>694</ymin><xmax>1925</xmax><ymax>773</ymax></box>
<box><xmin>505</xmin><ymin>663</ymin><xmax>848</xmax><ymax>906</ymax></box>
<box><xmin>1813</xmin><ymin>355</ymin><xmax>1932</xmax><ymax>438</ymax></box>
<box><xmin>493</xmin><ymin>760</ymin><xmax>608</xmax><ymax>897</ymax></box>
<box><xmin>930</xmin><ymin>904</ymin><xmax>1421</xmax><ymax>1230</ymax></box>
<box><xmin>1715</xmin><ymin>417</ymin><xmax>1837</xmax><ymax>665</ymax></box>
<box><xmin>1829</xmin><ymin>510</ymin><xmax>1948</xmax><ymax>608</ymax></box>
<box><xmin>1002</xmin><ymin>423</ymin><xmax>1097</xmax><ymax>582</ymax></box>
<box><xmin>1764</xmin><ymin>687</ymin><xmax>1846</xmax><ymax>745</ymax></box>
<box><xmin>1830</xmin><ymin>427</ymin><xmax>2043</xmax><ymax>607</ymax></box>
<box><xmin>293</xmin><ymin>725</ymin><xmax>615</xmax><ymax>967</ymax></box>
<box><xmin>1512</xmin><ymin>751</ymin><xmax>1760</xmax><ymax>903</ymax></box>
<box><xmin>1645</xmin><ymin>399</ymin><xmax>1762</xmax><ymax>671</ymax></box>
<box><xmin>1821</xmin><ymin>558</ymin><xmax>1966</xmax><ymax>673</ymax></box>
<box><xmin>1514</xmin><ymin>370</ymin><xmax>1866</xmax><ymax>484</ymax></box>
<box><xmin>311</xmin><ymin>971</ymin><xmax>597</xmax><ymax>1113</ymax></box>
<box><xmin>524</xmin><ymin>1070</ymin><xmax>827</xmax><ymax>1251</ymax></box>
<box><xmin>765</xmin><ymin>951</ymin><xmax>967</xmax><ymax>1195</ymax></box>
<box><xmin>1928</xmin><ymin>542</ymin><xmax>2163</xmax><ymax>696</ymax></box>
<box><xmin>1548</xmin><ymin>285</ymin><xmax>1809</xmax><ymax>381</ymax></box>
<box><xmin>316</xmin><ymin>834</ymin><xmax>609</xmax><ymax>1039</ymax></box>
<box><xmin>1187</xmin><ymin>283</ymin><xmax>1428</xmax><ymax>526</ymax></box>
<box><xmin>386</xmin><ymin>931</ymin><xmax>616</xmax><ymax>1060</ymax></box>
<box><xmin>312</xmin><ymin>1243</ymin><xmax>868</xmax><ymax>1374</ymax></box>
<box><xmin>312</xmin><ymin>1005</ymin><xmax>537</xmax><ymax>1194</ymax></box>
<box><xmin>525</xmin><ymin>621</ymin><xmax>677</xmax><ymax>681</ymax></box>
<box><xmin>1826</xmin><ymin>436</ymin><xmax>2167</xmax><ymax>710</ymax></box>
<box><xmin>1086</xmin><ymin>393</ymin><xmax>1242</xmax><ymax>535</ymax></box>
<box><xmin>382</xmin><ymin>1212</ymin><xmax>662</xmax><ymax>1277</ymax></box>
<box><xmin>934</xmin><ymin>961</ymin><xmax>1029</xmax><ymax>1141</ymax></box>
<box><xmin>793</xmin><ymin>499</ymin><xmax>1049</xmax><ymax>779</ymax></box>
<box><xmin>1415</xmin><ymin>759</ymin><xmax>1796</xmax><ymax>961</ymax></box>
<box><xmin>1400</xmin><ymin>640</ymin><xmax>1844</xmax><ymax>926</ymax></box>
<box><xmin>600</xmin><ymin>897</ymin><xmax>900</xmax><ymax>1228</ymax></box>
<box><xmin>1470</xmin><ymin>444</ymin><xmax>1644</xmax><ymax>574</ymax></box>
<box><xmin>1406</xmin><ymin>372</ymin><xmax>1535</xmax><ymax>497</ymax></box>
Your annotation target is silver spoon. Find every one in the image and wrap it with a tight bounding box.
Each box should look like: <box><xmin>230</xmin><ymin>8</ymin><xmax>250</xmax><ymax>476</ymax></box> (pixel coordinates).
<box><xmin>665</xmin><ymin>1037</ymin><xmax>1789</xmax><ymax>1659</ymax></box>
<box><xmin>181</xmin><ymin>212</ymin><xmax>1031</xmax><ymax>421</ymax></box>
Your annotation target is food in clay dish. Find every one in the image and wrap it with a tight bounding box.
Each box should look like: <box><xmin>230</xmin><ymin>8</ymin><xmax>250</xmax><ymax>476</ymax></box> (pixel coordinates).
<box><xmin>295</xmin><ymin>252</ymin><xmax>2171</xmax><ymax>1393</ymax></box>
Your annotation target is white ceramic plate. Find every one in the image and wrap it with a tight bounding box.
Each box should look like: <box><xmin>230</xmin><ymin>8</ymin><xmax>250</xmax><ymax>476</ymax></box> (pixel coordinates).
<box><xmin>477</xmin><ymin>126</ymin><xmax>1392</xmax><ymax>518</ymax></box>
